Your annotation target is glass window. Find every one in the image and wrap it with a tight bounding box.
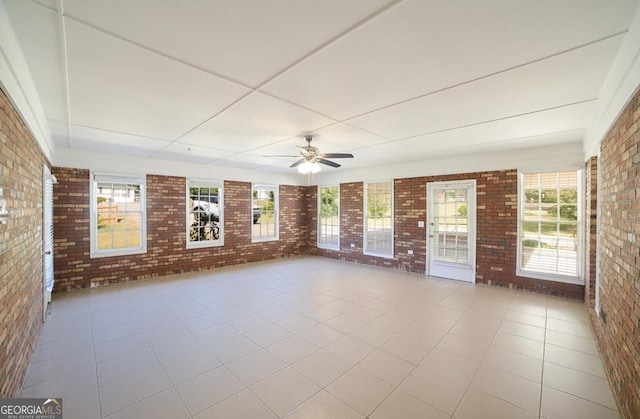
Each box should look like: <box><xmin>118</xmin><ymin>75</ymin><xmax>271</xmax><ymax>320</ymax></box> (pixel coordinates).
<box><xmin>187</xmin><ymin>180</ymin><xmax>223</xmax><ymax>248</ymax></box>
<box><xmin>518</xmin><ymin>171</ymin><xmax>582</xmax><ymax>283</ymax></box>
<box><xmin>318</xmin><ymin>185</ymin><xmax>339</xmax><ymax>249</ymax></box>
<box><xmin>364</xmin><ymin>181</ymin><xmax>393</xmax><ymax>257</ymax></box>
<box><xmin>91</xmin><ymin>173</ymin><xmax>146</xmax><ymax>258</ymax></box>
<box><xmin>252</xmin><ymin>184</ymin><xmax>278</xmax><ymax>241</ymax></box>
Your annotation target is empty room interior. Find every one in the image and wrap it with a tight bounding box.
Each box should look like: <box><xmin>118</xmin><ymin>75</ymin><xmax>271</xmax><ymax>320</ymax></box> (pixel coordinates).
<box><xmin>1</xmin><ymin>1</ymin><xmax>640</xmax><ymax>418</ymax></box>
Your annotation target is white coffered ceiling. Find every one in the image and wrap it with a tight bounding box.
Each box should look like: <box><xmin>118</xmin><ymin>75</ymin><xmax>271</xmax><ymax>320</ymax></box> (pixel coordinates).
<box><xmin>3</xmin><ymin>0</ymin><xmax>639</xmax><ymax>176</ymax></box>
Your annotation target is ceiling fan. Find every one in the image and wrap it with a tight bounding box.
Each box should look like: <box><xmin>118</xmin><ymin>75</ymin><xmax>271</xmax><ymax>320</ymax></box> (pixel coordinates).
<box><xmin>265</xmin><ymin>135</ymin><xmax>354</xmax><ymax>174</ymax></box>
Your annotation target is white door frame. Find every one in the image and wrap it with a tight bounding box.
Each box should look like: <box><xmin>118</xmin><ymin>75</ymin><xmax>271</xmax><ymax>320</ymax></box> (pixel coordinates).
<box><xmin>426</xmin><ymin>179</ymin><xmax>477</xmax><ymax>282</ymax></box>
<box><xmin>42</xmin><ymin>165</ymin><xmax>55</xmax><ymax>322</ymax></box>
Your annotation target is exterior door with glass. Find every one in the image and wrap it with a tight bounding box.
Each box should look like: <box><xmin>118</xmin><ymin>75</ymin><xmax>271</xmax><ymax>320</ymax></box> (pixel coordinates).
<box><xmin>427</xmin><ymin>180</ymin><xmax>476</xmax><ymax>282</ymax></box>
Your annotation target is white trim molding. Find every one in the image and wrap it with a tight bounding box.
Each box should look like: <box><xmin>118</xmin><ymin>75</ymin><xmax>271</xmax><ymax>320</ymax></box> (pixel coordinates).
<box><xmin>0</xmin><ymin>2</ymin><xmax>54</xmax><ymax>162</ymax></box>
<box><xmin>584</xmin><ymin>8</ymin><xmax>640</xmax><ymax>159</ymax></box>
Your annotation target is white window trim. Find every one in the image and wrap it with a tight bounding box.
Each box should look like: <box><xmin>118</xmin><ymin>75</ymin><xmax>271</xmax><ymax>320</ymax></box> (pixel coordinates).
<box><xmin>186</xmin><ymin>178</ymin><xmax>224</xmax><ymax>249</ymax></box>
<box><xmin>516</xmin><ymin>170</ymin><xmax>584</xmax><ymax>285</ymax></box>
<box><xmin>318</xmin><ymin>185</ymin><xmax>340</xmax><ymax>250</ymax></box>
<box><xmin>363</xmin><ymin>180</ymin><xmax>394</xmax><ymax>259</ymax></box>
<box><xmin>251</xmin><ymin>184</ymin><xmax>279</xmax><ymax>243</ymax></box>
<box><xmin>90</xmin><ymin>172</ymin><xmax>147</xmax><ymax>259</ymax></box>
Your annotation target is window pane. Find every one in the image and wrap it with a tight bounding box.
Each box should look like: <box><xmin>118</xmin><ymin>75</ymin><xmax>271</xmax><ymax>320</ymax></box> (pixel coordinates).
<box><xmin>93</xmin><ymin>179</ymin><xmax>145</xmax><ymax>256</ymax></box>
<box><xmin>253</xmin><ymin>185</ymin><xmax>278</xmax><ymax>240</ymax></box>
<box><xmin>319</xmin><ymin>186</ymin><xmax>339</xmax><ymax>249</ymax></box>
<box><xmin>519</xmin><ymin>171</ymin><xmax>580</xmax><ymax>278</ymax></box>
<box><xmin>187</xmin><ymin>182</ymin><xmax>222</xmax><ymax>247</ymax></box>
<box><xmin>365</xmin><ymin>181</ymin><xmax>393</xmax><ymax>257</ymax></box>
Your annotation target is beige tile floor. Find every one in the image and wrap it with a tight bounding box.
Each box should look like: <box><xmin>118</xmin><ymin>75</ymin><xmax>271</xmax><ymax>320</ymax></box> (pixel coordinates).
<box><xmin>21</xmin><ymin>256</ymin><xmax>620</xmax><ymax>419</ymax></box>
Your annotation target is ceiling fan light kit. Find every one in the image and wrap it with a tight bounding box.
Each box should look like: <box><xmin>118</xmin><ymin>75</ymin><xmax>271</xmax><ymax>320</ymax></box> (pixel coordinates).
<box><xmin>264</xmin><ymin>135</ymin><xmax>354</xmax><ymax>175</ymax></box>
<box><xmin>298</xmin><ymin>160</ymin><xmax>322</xmax><ymax>174</ymax></box>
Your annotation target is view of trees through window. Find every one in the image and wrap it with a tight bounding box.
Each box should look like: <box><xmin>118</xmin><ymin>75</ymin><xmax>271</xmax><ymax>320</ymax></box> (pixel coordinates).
<box><xmin>520</xmin><ymin>171</ymin><xmax>580</xmax><ymax>278</ymax></box>
<box><xmin>253</xmin><ymin>185</ymin><xmax>277</xmax><ymax>240</ymax></box>
<box><xmin>319</xmin><ymin>186</ymin><xmax>339</xmax><ymax>248</ymax></box>
<box><xmin>365</xmin><ymin>181</ymin><xmax>393</xmax><ymax>256</ymax></box>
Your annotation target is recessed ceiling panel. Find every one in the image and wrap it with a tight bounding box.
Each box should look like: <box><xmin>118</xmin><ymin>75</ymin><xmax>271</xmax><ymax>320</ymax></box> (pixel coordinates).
<box><xmin>214</xmin><ymin>153</ymin><xmax>285</xmax><ymax>170</ymax></box>
<box><xmin>153</xmin><ymin>143</ymin><xmax>235</xmax><ymax>165</ymax></box>
<box><xmin>399</xmin><ymin>101</ymin><xmax>594</xmax><ymax>153</ymax></box>
<box><xmin>4</xmin><ymin>0</ymin><xmax>67</xmax><ymax>121</ymax></box>
<box><xmin>307</xmin><ymin>123</ymin><xmax>388</xmax><ymax>151</ymax></box>
<box><xmin>69</xmin><ymin>124</ymin><xmax>171</xmax><ymax>157</ymax></box>
<box><xmin>177</xmin><ymin>92</ymin><xmax>335</xmax><ymax>152</ymax></box>
<box><xmin>348</xmin><ymin>36</ymin><xmax>621</xmax><ymax>140</ymax></box>
<box><xmin>33</xmin><ymin>0</ymin><xmax>57</xmax><ymax>10</ymax></box>
<box><xmin>65</xmin><ymin>19</ymin><xmax>250</xmax><ymax>141</ymax></box>
<box><xmin>262</xmin><ymin>0</ymin><xmax>636</xmax><ymax>120</ymax></box>
<box><xmin>245</xmin><ymin>123</ymin><xmax>388</xmax><ymax>162</ymax></box>
<box><xmin>430</xmin><ymin>131</ymin><xmax>584</xmax><ymax>158</ymax></box>
<box><xmin>246</xmin><ymin>137</ymin><xmax>312</xmax><ymax>160</ymax></box>
<box><xmin>63</xmin><ymin>0</ymin><xmax>394</xmax><ymax>87</ymax></box>
<box><xmin>337</xmin><ymin>142</ymin><xmax>429</xmax><ymax>170</ymax></box>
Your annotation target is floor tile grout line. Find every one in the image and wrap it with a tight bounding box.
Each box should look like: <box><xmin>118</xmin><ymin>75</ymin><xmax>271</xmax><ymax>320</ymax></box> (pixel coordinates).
<box><xmin>538</xmin><ymin>298</ymin><xmax>549</xmax><ymax>417</ymax></box>
<box><xmin>23</xmin><ymin>259</ymin><xmax>619</xmax><ymax>418</ymax></box>
<box><xmin>449</xmin><ymin>287</ymin><xmax>537</xmax><ymax>417</ymax></box>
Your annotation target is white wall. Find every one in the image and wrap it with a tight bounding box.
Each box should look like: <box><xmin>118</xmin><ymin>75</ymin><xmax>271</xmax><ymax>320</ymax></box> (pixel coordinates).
<box><xmin>584</xmin><ymin>9</ymin><xmax>640</xmax><ymax>158</ymax></box>
<box><xmin>314</xmin><ymin>142</ymin><xmax>584</xmax><ymax>185</ymax></box>
<box><xmin>0</xmin><ymin>3</ymin><xmax>53</xmax><ymax>162</ymax></box>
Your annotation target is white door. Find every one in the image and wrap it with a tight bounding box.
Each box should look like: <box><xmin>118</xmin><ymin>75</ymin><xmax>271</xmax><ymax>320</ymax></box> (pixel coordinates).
<box><xmin>427</xmin><ymin>180</ymin><xmax>476</xmax><ymax>282</ymax></box>
<box><xmin>43</xmin><ymin>166</ymin><xmax>55</xmax><ymax>322</ymax></box>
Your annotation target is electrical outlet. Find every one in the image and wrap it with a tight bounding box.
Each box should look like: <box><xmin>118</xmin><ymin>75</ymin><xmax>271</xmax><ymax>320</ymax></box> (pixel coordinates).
<box><xmin>408</xmin><ymin>250</ymin><xmax>413</xmax><ymax>255</ymax></box>
<box><xmin>350</xmin><ymin>243</ymin><xmax>355</xmax><ymax>248</ymax></box>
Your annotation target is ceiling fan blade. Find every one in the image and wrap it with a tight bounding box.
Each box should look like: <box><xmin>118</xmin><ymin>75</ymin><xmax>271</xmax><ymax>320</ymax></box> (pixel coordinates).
<box><xmin>262</xmin><ymin>154</ymin><xmax>300</xmax><ymax>158</ymax></box>
<box><xmin>290</xmin><ymin>159</ymin><xmax>305</xmax><ymax>168</ymax></box>
<box><xmin>316</xmin><ymin>158</ymin><xmax>341</xmax><ymax>168</ymax></box>
<box><xmin>320</xmin><ymin>153</ymin><xmax>353</xmax><ymax>159</ymax></box>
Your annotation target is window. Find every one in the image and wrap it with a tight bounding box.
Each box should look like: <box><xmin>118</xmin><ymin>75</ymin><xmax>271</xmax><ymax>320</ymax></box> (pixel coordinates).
<box><xmin>187</xmin><ymin>180</ymin><xmax>223</xmax><ymax>248</ymax></box>
<box><xmin>91</xmin><ymin>173</ymin><xmax>146</xmax><ymax>258</ymax></box>
<box><xmin>518</xmin><ymin>170</ymin><xmax>582</xmax><ymax>283</ymax></box>
<box><xmin>252</xmin><ymin>184</ymin><xmax>278</xmax><ymax>241</ymax></box>
<box><xmin>318</xmin><ymin>185</ymin><xmax>339</xmax><ymax>249</ymax></box>
<box><xmin>364</xmin><ymin>181</ymin><xmax>393</xmax><ymax>257</ymax></box>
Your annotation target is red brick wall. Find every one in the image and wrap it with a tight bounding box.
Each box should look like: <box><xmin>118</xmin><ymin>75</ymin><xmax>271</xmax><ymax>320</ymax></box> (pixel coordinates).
<box><xmin>0</xmin><ymin>89</ymin><xmax>48</xmax><ymax>397</ymax></box>
<box><xmin>309</xmin><ymin>171</ymin><xmax>584</xmax><ymax>298</ymax></box>
<box><xmin>591</xmin><ymin>88</ymin><xmax>640</xmax><ymax>419</ymax></box>
<box><xmin>53</xmin><ymin>171</ymin><xmax>309</xmax><ymax>290</ymax></box>
<box><xmin>585</xmin><ymin>157</ymin><xmax>598</xmax><ymax>307</ymax></box>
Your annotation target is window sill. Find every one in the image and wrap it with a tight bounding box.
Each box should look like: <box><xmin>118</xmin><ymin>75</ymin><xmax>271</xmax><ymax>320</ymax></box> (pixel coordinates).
<box><xmin>318</xmin><ymin>244</ymin><xmax>340</xmax><ymax>251</ymax></box>
<box><xmin>252</xmin><ymin>237</ymin><xmax>279</xmax><ymax>244</ymax></box>
<box><xmin>187</xmin><ymin>240</ymin><xmax>224</xmax><ymax>250</ymax></box>
<box><xmin>90</xmin><ymin>248</ymin><xmax>147</xmax><ymax>259</ymax></box>
<box><xmin>363</xmin><ymin>250</ymin><xmax>394</xmax><ymax>259</ymax></box>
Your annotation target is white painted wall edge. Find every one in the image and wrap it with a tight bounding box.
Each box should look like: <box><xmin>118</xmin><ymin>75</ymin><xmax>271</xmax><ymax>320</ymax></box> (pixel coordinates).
<box><xmin>53</xmin><ymin>147</ymin><xmax>303</xmax><ymax>185</ymax></box>
<box><xmin>584</xmin><ymin>6</ymin><xmax>640</xmax><ymax>159</ymax></box>
<box><xmin>314</xmin><ymin>142</ymin><xmax>585</xmax><ymax>185</ymax></box>
<box><xmin>55</xmin><ymin>141</ymin><xmax>584</xmax><ymax>187</ymax></box>
<box><xmin>0</xmin><ymin>2</ymin><xmax>54</xmax><ymax>162</ymax></box>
